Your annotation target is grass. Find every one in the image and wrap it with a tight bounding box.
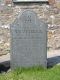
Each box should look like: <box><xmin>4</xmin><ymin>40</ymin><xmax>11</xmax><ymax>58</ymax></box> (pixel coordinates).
<box><xmin>0</xmin><ymin>66</ymin><xmax>60</xmax><ymax>80</ymax></box>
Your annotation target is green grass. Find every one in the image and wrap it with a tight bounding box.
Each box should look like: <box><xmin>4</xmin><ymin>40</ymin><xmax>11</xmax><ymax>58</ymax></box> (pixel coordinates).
<box><xmin>0</xmin><ymin>66</ymin><xmax>60</xmax><ymax>80</ymax></box>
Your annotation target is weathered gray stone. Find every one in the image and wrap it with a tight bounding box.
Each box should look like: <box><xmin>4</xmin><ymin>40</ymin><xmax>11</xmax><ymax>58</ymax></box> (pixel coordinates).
<box><xmin>10</xmin><ymin>10</ymin><xmax>47</xmax><ymax>69</ymax></box>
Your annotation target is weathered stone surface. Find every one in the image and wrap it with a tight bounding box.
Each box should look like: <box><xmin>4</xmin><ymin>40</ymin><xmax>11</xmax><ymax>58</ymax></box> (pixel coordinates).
<box><xmin>10</xmin><ymin>10</ymin><xmax>47</xmax><ymax>68</ymax></box>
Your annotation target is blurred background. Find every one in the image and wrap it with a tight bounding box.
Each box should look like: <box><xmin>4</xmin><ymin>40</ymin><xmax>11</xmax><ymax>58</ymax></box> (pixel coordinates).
<box><xmin>0</xmin><ymin>0</ymin><xmax>60</xmax><ymax>56</ymax></box>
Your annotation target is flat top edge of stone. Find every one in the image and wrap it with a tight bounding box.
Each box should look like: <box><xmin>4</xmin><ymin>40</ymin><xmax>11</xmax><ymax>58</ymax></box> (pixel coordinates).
<box><xmin>13</xmin><ymin>0</ymin><xmax>48</xmax><ymax>3</ymax></box>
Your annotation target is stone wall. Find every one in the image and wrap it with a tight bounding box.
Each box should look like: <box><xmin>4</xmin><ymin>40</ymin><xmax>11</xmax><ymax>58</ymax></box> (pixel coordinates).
<box><xmin>48</xmin><ymin>0</ymin><xmax>60</xmax><ymax>9</ymax></box>
<box><xmin>5</xmin><ymin>0</ymin><xmax>12</xmax><ymax>4</ymax></box>
<box><xmin>0</xmin><ymin>3</ymin><xmax>60</xmax><ymax>56</ymax></box>
<box><xmin>55</xmin><ymin>0</ymin><xmax>60</xmax><ymax>9</ymax></box>
<box><xmin>48</xmin><ymin>0</ymin><xmax>55</xmax><ymax>5</ymax></box>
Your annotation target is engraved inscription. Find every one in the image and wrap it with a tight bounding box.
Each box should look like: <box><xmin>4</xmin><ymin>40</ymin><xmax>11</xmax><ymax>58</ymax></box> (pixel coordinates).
<box><xmin>15</xmin><ymin>29</ymin><xmax>42</xmax><ymax>33</ymax></box>
<box><xmin>13</xmin><ymin>29</ymin><xmax>43</xmax><ymax>39</ymax></box>
<box><xmin>24</xmin><ymin>15</ymin><xmax>32</xmax><ymax>23</ymax></box>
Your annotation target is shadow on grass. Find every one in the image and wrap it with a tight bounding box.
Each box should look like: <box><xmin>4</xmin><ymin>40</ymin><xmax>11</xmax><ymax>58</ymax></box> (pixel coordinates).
<box><xmin>47</xmin><ymin>56</ymin><xmax>60</xmax><ymax>68</ymax></box>
<box><xmin>0</xmin><ymin>61</ymin><xmax>10</xmax><ymax>73</ymax></box>
<box><xmin>0</xmin><ymin>56</ymin><xmax>60</xmax><ymax>72</ymax></box>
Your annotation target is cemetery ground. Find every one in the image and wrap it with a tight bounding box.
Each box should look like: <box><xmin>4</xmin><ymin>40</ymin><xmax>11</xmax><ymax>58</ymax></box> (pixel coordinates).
<box><xmin>0</xmin><ymin>4</ymin><xmax>60</xmax><ymax>79</ymax></box>
<box><xmin>0</xmin><ymin>66</ymin><xmax>60</xmax><ymax>80</ymax></box>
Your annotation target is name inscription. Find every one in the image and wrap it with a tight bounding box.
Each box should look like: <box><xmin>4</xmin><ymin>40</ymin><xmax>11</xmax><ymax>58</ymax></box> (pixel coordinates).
<box><xmin>13</xmin><ymin>29</ymin><xmax>43</xmax><ymax>39</ymax></box>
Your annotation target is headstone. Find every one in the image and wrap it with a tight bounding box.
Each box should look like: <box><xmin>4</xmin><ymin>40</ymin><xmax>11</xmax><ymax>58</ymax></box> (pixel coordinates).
<box><xmin>10</xmin><ymin>10</ymin><xmax>47</xmax><ymax>69</ymax></box>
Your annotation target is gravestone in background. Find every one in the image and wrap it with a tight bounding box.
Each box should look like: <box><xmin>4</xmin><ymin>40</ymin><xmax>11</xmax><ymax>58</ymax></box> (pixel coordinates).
<box><xmin>10</xmin><ymin>10</ymin><xmax>47</xmax><ymax>69</ymax></box>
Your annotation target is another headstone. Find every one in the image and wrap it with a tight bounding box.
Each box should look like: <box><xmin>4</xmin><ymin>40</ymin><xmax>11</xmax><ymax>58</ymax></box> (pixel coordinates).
<box><xmin>10</xmin><ymin>10</ymin><xmax>47</xmax><ymax>69</ymax></box>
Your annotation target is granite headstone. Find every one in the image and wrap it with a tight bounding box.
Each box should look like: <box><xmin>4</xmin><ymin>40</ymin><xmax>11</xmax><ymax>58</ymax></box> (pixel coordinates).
<box><xmin>10</xmin><ymin>10</ymin><xmax>47</xmax><ymax>68</ymax></box>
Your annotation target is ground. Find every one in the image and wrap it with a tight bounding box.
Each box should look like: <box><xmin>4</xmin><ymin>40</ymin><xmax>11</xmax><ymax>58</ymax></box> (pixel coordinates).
<box><xmin>0</xmin><ymin>66</ymin><xmax>60</xmax><ymax>80</ymax></box>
